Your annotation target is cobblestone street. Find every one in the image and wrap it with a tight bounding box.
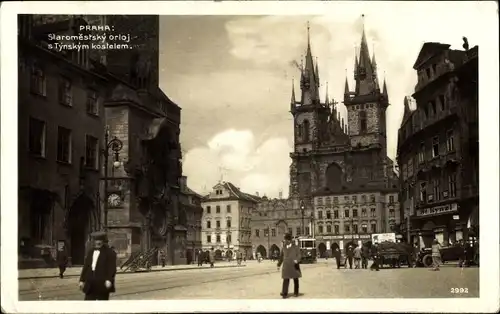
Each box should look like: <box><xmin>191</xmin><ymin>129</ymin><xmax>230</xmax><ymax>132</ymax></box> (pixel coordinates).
<box><xmin>18</xmin><ymin>260</ymin><xmax>479</xmax><ymax>300</ymax></box>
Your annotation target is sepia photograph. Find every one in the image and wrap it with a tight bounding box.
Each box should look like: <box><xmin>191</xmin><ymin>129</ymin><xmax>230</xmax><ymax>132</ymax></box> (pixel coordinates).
<box><xmin>1</xmin><ymin>1</ymin><xmax>498</xmax><ymax>313</ymax></box>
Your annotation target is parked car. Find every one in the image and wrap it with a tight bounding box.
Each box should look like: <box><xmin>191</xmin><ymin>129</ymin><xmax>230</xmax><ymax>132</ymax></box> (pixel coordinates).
<box><xmin>416</xmin><ymin>242</ymin><xmax>478</xmax><ymax>267</ymax></box>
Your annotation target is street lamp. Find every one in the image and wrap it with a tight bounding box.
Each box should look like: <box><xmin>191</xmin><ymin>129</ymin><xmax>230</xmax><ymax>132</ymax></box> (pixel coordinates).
<box><xmin>300</xmin><ymin>200</ymin><xmax>306</xmax><ymax>236</ymax></box>
<box><xmin>267</xmin><ymin>226</ymin><xmax>271</xmax><ymax>259</ymax></box>
<box><xmin>102</xmin><ymin>125</ymin><xmax>123</xmax><ymax>231</ymax></box>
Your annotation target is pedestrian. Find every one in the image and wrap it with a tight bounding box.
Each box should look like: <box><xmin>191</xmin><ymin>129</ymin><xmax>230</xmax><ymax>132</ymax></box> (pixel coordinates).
<box><xmin>333</xmin><ymin>247</ymin><xmax>341</xmax><ymax>269</ymax></box>
<box><xmin>209</xmin><ymin>247</ymin><xmax>215</xmax><ymax>268</ymax></box>
<box><xmin>411</xmin><ymin>243</ymin><xmax>420</xmax><ymax>268</ymax></box>
<box><xmin>56</xmin><ymin>242</ymin><xmax>69</xmax><ymax>279</ymax></box>
<box><xmin>431</xmin><ymin>239</ymin><xmax>442</xmax><ymax>271</ymax></box>
<box><xmin>370</xmin><ymin>243</ymin><xmax>380</xmax><ymax>271</ymax></box>
<box><xmin>197</xmin><ymin>250</ymin><xmax>203</xmax><ymax>266</ymax></box>
<box><xmin>346</xmin><ymin>244</ymin><xmax>354</xmax><ymax>269</ymax></box>
<box><xmin>237</xmin><ymin>250</ymin><xmax>243</xmax><ymax>266</ymax></box>
<box><xmin>78</xmin><ymin>231</ymin><xmax>117</xmax><ymax>300</ymax></box>
<box><xmin>361</xmin><ymin>244</ymin><xmax>370</xmax><ymax>269</ymax></box>
<box><xmin>277</xmin><ymin>233</ymin><xmax>301</xmax><ymax>298</ymax></box>
<box><xmin>159</xmin><ymin>250</ymin><xmax>166</xmax><ymax>267</ymax></box>
<box><xmin>353</xmin><ymin>245</ymin><xmax>362</xmax><ymax>269</ymax></box>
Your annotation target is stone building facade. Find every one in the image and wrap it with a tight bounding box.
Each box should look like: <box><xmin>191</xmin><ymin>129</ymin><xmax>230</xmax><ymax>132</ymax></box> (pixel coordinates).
<box><xmin>201</xmin><ymin>182</ymin><xmax>260</xmax><ymax>259</ymax></box>
<box><xmin>288</xmin><ymin>23</ymin><xmax>399</xmax><ymax>255</ymax></box>
<box><xmin>17</xmin><ymin>16</ymin><xmax>111</xmax><ymax>267</ymax></box>
<box><xmin>179</xmin><ymin>176</ymin><xmax>203</xmax><ymax>263</ymax></box>
<box><xmin>397</xmin><ymin>41</ymin><xmax>479</xmax><ymax>248</ymax></box>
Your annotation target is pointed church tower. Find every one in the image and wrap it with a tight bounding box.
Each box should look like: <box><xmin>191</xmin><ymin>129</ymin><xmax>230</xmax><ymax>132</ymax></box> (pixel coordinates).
<box><xmin>290</xmin><ymin>79</ymin><xmax>297</xmax><ymax>113</ymax></box>
<box><xmin>300</xmin><ymin>22</ymin><xmax>320</xmax><ymax>106</ymax></box>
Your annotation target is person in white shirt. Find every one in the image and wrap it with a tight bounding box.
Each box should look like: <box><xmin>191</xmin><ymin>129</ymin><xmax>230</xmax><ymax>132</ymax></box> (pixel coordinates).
<box><xmin>79</xmin><ymin>231</ymin><xmax>117</xmax><ymax>300</ymax></box>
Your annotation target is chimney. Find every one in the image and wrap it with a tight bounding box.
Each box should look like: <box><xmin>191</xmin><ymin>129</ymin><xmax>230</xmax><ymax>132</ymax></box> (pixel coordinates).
<box><xmin>256</xmin><ymin>192</ymin><xmax>259</xmax><ymax>197</ymax></box>
<box><xmin>179</xmin><ymin>176</ymin><xmax>187</xmax><ymax>191</ymax></box>
<box><xmin>279</xmin><ymin>191</ymin><xmax>283</xmax><ymax>199</ymax></box>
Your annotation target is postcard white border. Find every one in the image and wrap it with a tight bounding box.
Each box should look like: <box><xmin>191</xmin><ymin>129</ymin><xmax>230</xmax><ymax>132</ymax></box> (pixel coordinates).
<box><xmin>1</xmin><ymin>1</ymin><xmax>499</xmax><ymax>313</ymax></box>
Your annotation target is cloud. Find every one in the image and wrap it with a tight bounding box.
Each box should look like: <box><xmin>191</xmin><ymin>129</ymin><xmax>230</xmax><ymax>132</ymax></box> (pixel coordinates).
<box><xmin>182</xmin><ymin>129</ymin><xmax>292</xmax><ymax>198</ymax></box>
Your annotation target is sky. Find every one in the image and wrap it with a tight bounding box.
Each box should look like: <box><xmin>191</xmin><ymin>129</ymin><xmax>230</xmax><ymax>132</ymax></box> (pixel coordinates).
<box><xmin>158</xmin><ymin>2</ymin><xmax>492</xmax><ymax>198</ymax></box>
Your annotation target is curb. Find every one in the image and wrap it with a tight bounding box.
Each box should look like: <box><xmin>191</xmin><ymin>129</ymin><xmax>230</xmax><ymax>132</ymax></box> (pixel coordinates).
<box><xmin>19</xmin><ymin>264</ymin><xmax>246</xmax><ymax>280</ymax></box>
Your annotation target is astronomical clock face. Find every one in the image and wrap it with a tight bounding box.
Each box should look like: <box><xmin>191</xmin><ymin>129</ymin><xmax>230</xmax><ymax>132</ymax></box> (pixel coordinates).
<box><xmin>107</xmin><ymin>193</ymin><xmax>122</xmax><ymax>207</ymax></box>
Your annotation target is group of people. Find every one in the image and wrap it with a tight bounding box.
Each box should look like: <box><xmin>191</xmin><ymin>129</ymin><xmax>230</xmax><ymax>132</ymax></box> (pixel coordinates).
<box><xmin>331</xmin><ymin>243</ymin><xmax>381</xmax><ymax>271</ymax></box>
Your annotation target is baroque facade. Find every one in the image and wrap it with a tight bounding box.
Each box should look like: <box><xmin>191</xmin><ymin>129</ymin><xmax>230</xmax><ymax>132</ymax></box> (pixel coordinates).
<box><xmin>201</xmin><ymin>182</ymin><xmax>260</xmax><ymax>259</ymax></box>
<box><xmin>396</xmin><ymin>41</ymin><xmax>479</xmax><ymax>248</ymax></box>
<box><xmin>288</xmin><ymin>23</ymin><xmax>400</xmax><ymax>254</ymax></box>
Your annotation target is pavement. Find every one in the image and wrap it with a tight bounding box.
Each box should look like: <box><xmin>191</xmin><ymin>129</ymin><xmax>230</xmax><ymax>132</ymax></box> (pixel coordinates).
<box><xmin>18</xmin><ymin>260</ymin><xmax>243</xmax><ymax>280</ymax></box>
<box><xmin>18</xmin><ymin>259</ymin><xmax>479</xmax><ymax>300</ymax></box>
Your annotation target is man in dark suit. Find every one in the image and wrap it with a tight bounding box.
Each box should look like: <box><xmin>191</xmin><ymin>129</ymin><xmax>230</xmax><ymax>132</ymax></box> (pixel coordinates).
<box><xmin>79</xmin><ymin>231</ymin><xmax>117</xmax><ymax>300</ymax></box>
<box><xmin>333</xmin><ymin>247</ymin><xmax>342</xmax><ymax>269</ymax></box>
<box><xmin>345</xmin><ymin>244</ymin><xmax>354</xmax><ymax>269</ymax></box>
<box><xmin>277</xmin><ymin>233</ymin><xmax>302</xmax><ymax>298</ymax></box>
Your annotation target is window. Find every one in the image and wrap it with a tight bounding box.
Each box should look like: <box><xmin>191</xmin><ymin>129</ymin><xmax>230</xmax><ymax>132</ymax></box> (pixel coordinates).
<box><xmin>389</xmin><ymin>196</ymin><xmax>395</xmax><ymax>203</ymax></box>
<box><xmin>85</xmin><ymin>135</ymin><xmax>98</xmax><ymax>169</ymax></box>
<box><xmin>325</xmin><ymin>197</ymin><xmax>331</xmax><ymax>205</ymax></box>
<box><xmin>333</xmin><ymin>197</ymin><xmax>338</xmax><ymax>204</ymax></box>
<box><xmin>449</xmin><ymin>174</ymin><xmax>457</xmax><ymax>197</ymax></box>
<box><xmin>361</xmin><ymin>208</ymin><xmax>367</xmax><ymax>217</ymax></box>
<box><xmin>439</xmin><ymin>95</ymin><xmax>446</xmax><ymax>110</ymax></box>
<box><xmin>353</xmin><ymin>224</ymin><xmax>358</xmax><ymax>234</ymax></box>
<box><xmin>255</xmin><ymin>229</ymin><xmax>260</xmax><ymax>237</ymax></box>
<box><xmin>446</xmin><ymin>130</ymin><xmax>455</xmax><ymax>152</ymax></box>
<box><xmin>271</xmin><ymin>228</ymin><xmax>276</xmax><ymax>237</ymax></box>
<box><xmin>303</xmin><ymin>120</ymin><xmax>310</xmax><ymax>142</ymax></box>
<box><xmin>359</xmin><ymin>111</ymin><xmax>367</xmax><ymax>133</ymax></box>
<box><xmin>318</xmin><ymin>197</ymin><xmax>323</xmax><ymax>205</ymax></box>
<box><xmin>344</xmin><ymin>196</ymin><xmax>349</xmax><ymax>201</ymax></box>
<box><xmin>318</xmin><ymin>211</ymin><xmax>323</xmax><ymax>219</ymax></box>
<box><xmin>318</xmin><ymin>225</ymin><xmax>324</xmax><ymax>234</ymax></box>
<box><xmin>206</xmin><ymin>220</ymin><xmax>211</xmax><ymax>228</ymax></box>
<box><xmin>402</xmin><ymin>163</ymin><xmax>408</xmax><ymax>180</ymax></box>
<box><xmin>227</xmin><ymin>234</ymin><xmax>232</xmax><ymax>243</ymax></box>
<box><xmin>344</xmin><ymin>224</ymin><xmax>350</xmax><ymax>233</ymax></box>
<box><xmin>432</xmin><ymin>136</ymin><xmax>439</xmax><ymax>158</ymax></box>
<box><xmin>226</xmin><ymin>205</ymin><xmax>231</xmax><ymax>213</ymax></box>
<box><xmin>264</xmin><ymin>228</ymin><xmax>269</xmax><ymax>237</ymax></box>
<box><xmin>333</xmin><ymin>225</ymin><xmax>339</xmax><ymax>234</ymax></box>
<box><xmin>226</xmin><ymin>219</ymin><xmax>231</xmax><ymax>228</ymax></box>
<box><xmin>216</xmin><ymin>220</ymin><xmax>221</xmax><ymax>228</ymax></box>
<box><xmin>420</xmin><ymin>182</ymin><xmax>427</xmax><ymax>202</ymax></box>
<box><xmin>206</xmin><ymin>206</ymin><xmax>211</xmax><ymax>214</ymax></box>
<box><xmin>305</xmin><ymin>227</ymin><xmax>310</xmax><ymax>236</ymax></box>
<box><xmin>333</xmin><ymin>210</ymin><xmax>339</xmax><ymax>219</ymax></box>
<box><xmin>371</xmin><ymin>223</ymin><xmax>377</xmax><ymax>233</ymax></box>
<box><xmin>30</xmin><ymin>64</ymin><xmax>46</xmax><ymax>96</ymax></box>
<box><xmin>370</xmin><ymin>208</ymin><xmax>376</xmax><ymax>217</ymax></box>
<box><xmin>326</xmin><ymin>210</ymin><xmax>331</xmax><ymax>219</ymax></box>
<box><xmin>361</xmin><ymin>224</ymin><xmax>368</xmax><ymax>233</ymax></box>
<box><xmin>433</xmin><ymin>179</ymin><xmax>441</xmax><ymax>201</ymax></box>
<box><xmin>361</xmin><ymin>195</ymin><xmax>366</xmax><ymax>203</ymax></box>
<box><xmin>216</xmin><ymin>235</ymin><xmax>221</xmax><ymax>243</ymax></box>
<box><xmin>419</xmin><ymin>142</ymin><xmax>425</xmax><ymax>163</ymax></box>
<box><xmin>370</xmin><ymin>195</ymin><xmax>376</xmax><ymax>203</ymax></box>
<box><xmin>353</xmin><ymin>209</ymin><xmax>358</xmax><ymax>218</ymax></box>
<box><xmin>296</xmin><ymin>227</ymin><xmax>301</xmax><ymax>236</ymax></box>
<box><xmin>426</xmin><ymin>68</ymin><xmax>431</xmax><ymax>79</ymax></box>
<box><xmin>429</xmin><ymin>100</ymin><xmax>436</xmax><ymax>116</ymax></box>
<box><xmin>28</xmin><ymin>117</ymin><xmax>46</xmax><ymax>156</ymax></box>
<box><xmin>389</xmin><ymin>208</ymin><xmax>395</xmax><ymax>217</ymax></box>
<box><xmin>352</xmin><ymin>195</ymin><xmax>357</xmax><ymax>203</ymax></box>
<box><xmin>206</xmin><ymin>235</ymin><xmax>211</xmax><ymax>243</ymax></box>
<box><xmin>59</xmin><ymin>77</ymin><xmax>73</xmax><ymax>106</ymax></box>
<box><xmin>432</xmin><ymin>64</ymin><xmax>437</xmax><ymax>76</ymax></box>
<box><xmin>57</xmin><ymin>127</ymin><xmax>72</xmax><ymax>163</ymax></box>
<box><xmin>408</xmin><ymin>158</ymin><xmax>414</xmax><ymax>177</ymax></box>
<box><xmin>288</xmin><ymin>228</ymin><xmax>292</xmax><ymax>236</ymax></box>
<box><xmin>215</xmin><ymin>189</ymin><xmax>223</xmax><ymax>195</ymax></box>
<box><xmin>216</xmin><ymin>206</ymin><xmax>220</xmax><ymax>213</ymax></box>
<box><xmin>344</xmin><ymin>209</ymin><xmax>349</xmax><ymax>218</ymax></box>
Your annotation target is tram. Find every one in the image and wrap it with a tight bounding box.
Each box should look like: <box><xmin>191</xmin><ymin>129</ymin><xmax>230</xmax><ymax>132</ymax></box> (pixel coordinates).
<box><xmin>295</xmin><ymin>236</ymin><xmax>317</xmax><ymax>263</ymax></box>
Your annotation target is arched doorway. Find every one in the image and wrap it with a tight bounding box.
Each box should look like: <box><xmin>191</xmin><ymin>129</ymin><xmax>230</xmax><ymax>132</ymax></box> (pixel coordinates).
<box><xmin>215</xmin><ymin>249</ymin><xmax>222</xmax><ymax>260</ymax></box>
<box><xmin>256</xmin><ymin>245</ymin><xmax>267</xmax><ymax>258</ymax></box>
<box><xmin>270</xmin><ymin>244</ymin><xmax>280</xmax><ymax>259</ymax></box>
<box><xmin>67</xmin><ymin>194</ymin><xmax>95</xmax><ymax>265</ymax></box>
<box><xmin>326</xmin><ymin>163</ymin><xmax>343</xmax><ymax>191</ymax></box>
<box><xmin>318</xmin><ymin>242</ymin><xmax>327</xmax><ymax>257</ymax></box>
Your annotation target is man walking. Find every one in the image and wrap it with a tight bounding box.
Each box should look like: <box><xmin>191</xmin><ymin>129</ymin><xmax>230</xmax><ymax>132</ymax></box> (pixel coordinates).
<box><xmin>209</xmin><ymin>247</ymin><xmax>215</xmax><ymax>268</ymax></box>
<box><xmin>333</xmin><ymin>247</ymin><xmax>342</xmax><ymax>269</ymax></box>
<box><xmin>361</xmin><ymin>244</ymin><xmax>370</xmax><ymax>269</ymax></box>
<box><xmin>79</xmin><ymin>231</ymin><xmax>117</xmax><ymax>300</ymax></box>
<box><xmin>56</xmin><ymin>242</ymin><xmax>69</xmax><ymax>279</ymax></box>
<box><xmin>370</xmin><ymin>243</ymin><xmax>380</xmax><ymax>271</ymax></box>
<box><xmin>346</xmin><ymin>244</ymin><xmax>354</xmax><ymax>269</ymax></box>
<box><xmin>353</xmin><ymin>245</ymin><xmax>362</xmax><ymax>269</ymax></box>
<box><xmin>277</xmin><ymin>233</ymin><xmax>301</xmax><ymax>298</ymax></box>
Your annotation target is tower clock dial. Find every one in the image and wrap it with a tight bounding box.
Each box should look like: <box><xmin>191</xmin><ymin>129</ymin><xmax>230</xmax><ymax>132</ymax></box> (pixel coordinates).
<box><xmin>108</xmin><ymin>193</ymin><xmax>122</xmax><ymax>207</ymax></box>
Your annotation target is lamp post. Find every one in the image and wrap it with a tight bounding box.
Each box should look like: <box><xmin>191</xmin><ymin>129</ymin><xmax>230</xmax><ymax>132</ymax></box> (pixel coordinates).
<box><xmin>102</xmin><ymin>126</ymin><xmax>123</xmax><ymax>231</ymax></box>
<box><xmin>300</xmin><ymin>200</ymin><xmax>306</xmax><ymax>236</ymax></box>
<box><xmin>310</xmin><ymin>212</ymin><xmax>315</xmax><ymax>238</ymax></box>
<box><xmin>267</xmin><ymin>226</ymin><xmax>271</xmax><ymax>259</ymax></box>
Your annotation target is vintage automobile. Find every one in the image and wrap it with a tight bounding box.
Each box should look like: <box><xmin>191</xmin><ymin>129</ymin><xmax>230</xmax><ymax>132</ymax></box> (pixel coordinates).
<box><xmin>416</xmin><ymin>242</ymin><xmax>478</xmax><ymax>267</ymax></box>
<box><xmin>377</xmin><ymin>241</ymin><xmax>412</xmax><ymax>268</ymax></box>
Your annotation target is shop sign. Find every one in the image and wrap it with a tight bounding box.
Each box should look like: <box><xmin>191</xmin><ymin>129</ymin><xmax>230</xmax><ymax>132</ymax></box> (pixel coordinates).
<box><xmin>416</xmin><ymin>203</ymin><xmax>458</xmax><ymax>217</ymax></box>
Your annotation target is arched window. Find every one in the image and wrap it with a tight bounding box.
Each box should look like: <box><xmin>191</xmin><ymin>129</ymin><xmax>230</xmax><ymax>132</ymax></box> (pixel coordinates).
<box><xmin>359</xmin><ymin>111</ymin><xmax>367</xmax><ymax>133</ymax></box>
<box><xmin>303</xmin><ymin>120</ymin><xmax>310</xmax><ymax>142</ymax></box>
<box><xmin>325</xmin><ymin>163</ymin><xmax>343</xmax><ymax>191</ymax></box>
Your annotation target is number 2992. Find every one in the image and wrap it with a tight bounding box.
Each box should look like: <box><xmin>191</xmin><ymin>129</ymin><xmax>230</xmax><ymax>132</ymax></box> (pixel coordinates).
<box><xmin>451</xmin><ymin>288</ymin><xmax>468</xmax><ymax>294</ymax></box>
